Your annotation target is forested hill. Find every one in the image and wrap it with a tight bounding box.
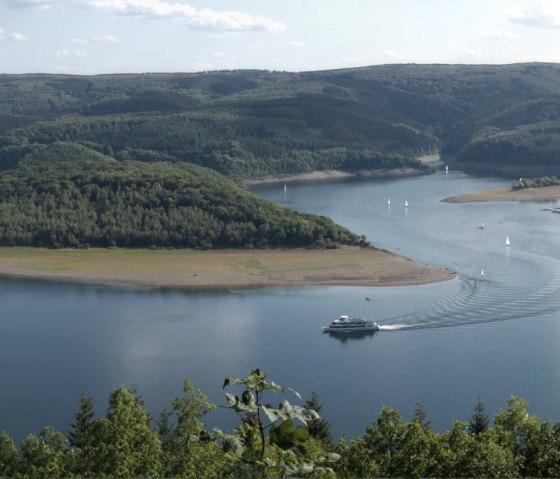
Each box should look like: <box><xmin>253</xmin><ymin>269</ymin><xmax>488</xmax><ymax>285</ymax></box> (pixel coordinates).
<box><xmin>0</xmin><ymin>144</ymin><xmax>362</xmax><ymax>248</ymax></box>
<box><xmin>3</xmin><ymin>63</ymin><xmax>560</xmax><ymax>177</ymax></box>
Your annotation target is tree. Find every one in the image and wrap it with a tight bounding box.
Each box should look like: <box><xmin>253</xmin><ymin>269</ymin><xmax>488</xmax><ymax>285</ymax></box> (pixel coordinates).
<box><xmin>18</xmin><ymin>426</ymin><xmax>72</xmax><ymax>479</ymax></box>
<box><xmin>468</xmin><ymin>397</ymin><xmax>489</xmax><ymax>436</ymax></box>
<box><xmin>305</xmin><ymin>389</ymin><xmax>333</xmax><ymax>448</ymax></box>
<box><xmin>393</xmin><ymin>421</ymin><xmax>440</xmax><ymax>478</ymax></box>
<box><xmin>363</xmin><ymin>406</ymin><xmax>440</xmax><ymax>478</ymax></box>
<box><xmin>521</xmin><ymin>420</ymin><xmax>560</xmax><ymax>478</ymax></box>
<box><xmin>437</xmin><ymin>421</ymin><xmax>518</xmax><ymax>478</ymax></box>
<box><xmin>157</xmin><ymin>407</ymin><xmax>175</xmax><ymax>456</ymax></box>
<box><xmin>68</xmin><ymin>389</ymin><xmax>96</xmax><ymax>477</ymax></box>
<box><xmin>493</xmin><ymin>397</ymin><xmax>540</xmax><ymax>459</ymax></box>
<box><xmin>0</xmin><ymin>431</ymin><xmax>18</xmax><ymax>478</ymax></box>
<box><xmin>363</xmin><ymin>406</ymin><xmax>406</xmax><ymax>472</ymax></box>
<box><xmin>494</xmin><ymin>396</ymin><xmax>560</xmax><ymax>477</ymax></box>
<box><xmin>92</xmin><ymin>385</ymin><xmax>162</xmax><ymax>478</ymax></box>
<box><xmin>159</xmin><ymin>379</ymin><xmax>235</xmax><ymax>479</ymax></box>
<box><xmin>413</xmin><ymin>400</ymin><xmax>432</xmax><ymax>432</ymax></box>
<box><xmin>334</xmin><ymin>437</ymin><xmax>382</xmax><ymax>479</ymax></box>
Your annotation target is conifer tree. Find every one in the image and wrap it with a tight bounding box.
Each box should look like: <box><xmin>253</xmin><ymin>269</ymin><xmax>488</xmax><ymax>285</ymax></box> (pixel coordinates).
<box><xmin>305</xmin><ymin>389</ymin><xmax>333</xmax><ymax>448</ymax></box>
<box><xmin>468</xmin><ymin>397</ymin><xmax>490</xmax><ymax>436</ymax></box>
<box><xmin>413</xmin><ymin>400</ymin><xmax>433</xmax><ymax>431</ymax></box>
<box><xmin>68</xmin><ymin>390</ymin><xmax>96</xmax><ymax>477</ymax></box>
<box><xmin>92</xmin><ymin>385</ymin><xmax>162</xmax><ymax>478</ymax></box>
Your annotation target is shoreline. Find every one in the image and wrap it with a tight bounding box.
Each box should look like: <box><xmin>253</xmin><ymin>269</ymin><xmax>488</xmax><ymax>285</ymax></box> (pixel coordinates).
<box><xmin>0</xmin><ymin>246</ymin><xmax>455</xmax><ymax>289</ymax></box>
<box><xmin>442</xmin><ymin>185</ymin><xmax>560</xmax><ymax>203</ymax></box>
<box><xmin>239</xmin><ymin>167</ymin><xmax>427</xmax><ymax>187</ymax></box>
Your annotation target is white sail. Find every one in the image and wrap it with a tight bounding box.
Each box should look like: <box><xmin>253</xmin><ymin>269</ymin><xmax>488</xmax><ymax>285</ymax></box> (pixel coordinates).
<box><xmin>481</xmin><ymin>223</ymin><xmax>484</xmax><ymax>229</ymax></box>
<box><xmin>481</xmin><ymin>269</ymin><xmax>484</xmax><ymax>277</ymax></box>
<box><xmin>387</xmin><ymin>198</ymin><xmax>391</xmax><ymax>205</ymax></box>
<box><xmin>405</xmin><ymin>200</ymin><xmax>408</xmax><ymax>207</ymax></box>
<box><xmin>506</xmin><ymin>236</ymin><xmax>511</xmax><ymax>246</ymax></box>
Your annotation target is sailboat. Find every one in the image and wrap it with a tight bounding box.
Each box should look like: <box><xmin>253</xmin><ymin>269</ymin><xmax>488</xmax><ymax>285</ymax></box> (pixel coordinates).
<box><xmin>480</xmin><ymin>269</ymin><xmax>484</xmax><ymax>277</ymax></box>
<box><xmin>505</xmin><ymin>236</ymin><xmax>511</xmax><ymax>247</ymax></box>
<box><xmin>405</xmin><ymin>200</ymin><xmax>408</xmax><ymax>208</ymax></box>
<box><xmin>387</xmin><ymin>198</ymin><xmax>391</xmax><ymax>206</ymax></box>
<box><xmin>445</xmin><ymin>165</ymin><xmax>449</xmax><ymax>172</ymax></box>
<box><xmin>284</xmin><ymin>184</ymin><xmax>287</xmax><ymax>193</ymax></box>
<box><xmin>480</xmin><ymin>223</ymin><xmax>485</xmax><ymax>230</ymax></box>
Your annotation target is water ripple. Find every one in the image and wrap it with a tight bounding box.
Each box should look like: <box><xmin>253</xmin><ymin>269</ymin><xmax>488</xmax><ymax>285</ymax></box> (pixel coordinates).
<box><xmin>380</xmin><ymin>250</ymin><xmax>560</xmax><ymax>330</ymax></box>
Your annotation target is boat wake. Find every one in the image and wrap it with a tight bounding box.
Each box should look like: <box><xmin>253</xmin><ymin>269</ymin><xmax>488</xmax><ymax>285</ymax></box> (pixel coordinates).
<box><xmin>378</xmin><ymin>251</ymin><xmax>560</xmax><ymax>331</ymax></box>
<box><xmin>378</xmin><ymin>324</ymin><xmax>409</xmax><ymax>331</ymax></box>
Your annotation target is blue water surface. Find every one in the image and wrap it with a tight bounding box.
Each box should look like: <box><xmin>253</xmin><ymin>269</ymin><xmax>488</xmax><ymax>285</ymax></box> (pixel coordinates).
<box><xmin>2</xmin><ymin>170</ymin><xmax>560</xmax><ymax>443</ymax></box>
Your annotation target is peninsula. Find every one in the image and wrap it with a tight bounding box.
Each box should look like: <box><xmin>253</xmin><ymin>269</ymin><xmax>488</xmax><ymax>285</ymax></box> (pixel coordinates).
<box><xmin>441</xmin><ymin>185</ymin><xmax>560</xmax><ymax>203</ymax></box>
<box><xmin>0</xmin><ymin>247</ymin><xmax>454</xmax><ymax>288</ymax></box>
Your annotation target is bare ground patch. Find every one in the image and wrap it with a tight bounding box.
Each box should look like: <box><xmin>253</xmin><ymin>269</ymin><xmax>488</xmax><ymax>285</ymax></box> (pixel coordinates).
<box><xmin>442</xmin><ymin>186</ymin><xmax>560</xmax><ymax>203</ymax></box>
<box><xmin>0</xmin><ymin>246</ymin><xmax>454</xmax><ymax>288</ymax></box>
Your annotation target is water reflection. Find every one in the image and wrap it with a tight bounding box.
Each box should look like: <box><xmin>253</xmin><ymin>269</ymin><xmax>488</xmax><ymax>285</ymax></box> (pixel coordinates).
<box><xmin>324</xmin><ymin>331</ymin><xmax>379</xmax><ymax>343</ymax></box>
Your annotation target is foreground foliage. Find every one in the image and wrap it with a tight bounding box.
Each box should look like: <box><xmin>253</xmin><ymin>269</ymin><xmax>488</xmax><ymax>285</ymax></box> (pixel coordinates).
<box><xmin>1</xmin><ymin>370</ymin><xmax>560</xmax><ymax>478</ymax></box>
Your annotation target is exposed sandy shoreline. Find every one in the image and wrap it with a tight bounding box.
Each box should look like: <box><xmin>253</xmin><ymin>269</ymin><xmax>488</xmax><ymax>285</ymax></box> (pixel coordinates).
<box><xmin>442</xmin><ymin>186</ymin><xmax>560</xmax><ymax>203</ymax></box>
<box><xmin>239</xmin><ymin>167</ymin><xmax>426</xmax><ymax>187</ymax></box>
<box><xmin>0</xmin><ymin>246</ymin><xmax>454</xmax><ymax>289</ymax></box>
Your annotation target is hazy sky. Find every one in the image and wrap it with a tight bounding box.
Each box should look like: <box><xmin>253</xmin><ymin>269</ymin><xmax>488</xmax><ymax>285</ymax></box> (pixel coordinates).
<box><xmin>1</xmin><ymin>0</ymin><xmax>560</xmax><ymax>74</ymax></box>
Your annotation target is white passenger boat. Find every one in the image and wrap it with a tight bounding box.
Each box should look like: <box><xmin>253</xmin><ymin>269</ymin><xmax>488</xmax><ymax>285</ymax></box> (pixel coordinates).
<box><xmin>323</xmin><ymin>315</ymin><xmax>380</xmax><ymax>333</ymax></box>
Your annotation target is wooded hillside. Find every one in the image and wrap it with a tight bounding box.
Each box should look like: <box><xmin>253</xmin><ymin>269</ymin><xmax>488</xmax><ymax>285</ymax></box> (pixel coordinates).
<box><xmin>3</xmin><ymin>64</ymin><xmax>560</xmax><ymax>177</ymax></box>
<box><xmin>2</xmin><ymin>64</ymin><xmax>560</xmax><ymax>248</ymax></box>
<box><xmin>0</xmin><ymin>143</ymin><xmax>361</xmax><ymax>248</ymax></box>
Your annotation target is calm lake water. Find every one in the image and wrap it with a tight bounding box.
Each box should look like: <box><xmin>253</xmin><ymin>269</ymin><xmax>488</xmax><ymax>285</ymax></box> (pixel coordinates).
<box><xmin>2</xmin><ymin>170</ymin><xmax>560</xmax><ymax>443</ymax></box>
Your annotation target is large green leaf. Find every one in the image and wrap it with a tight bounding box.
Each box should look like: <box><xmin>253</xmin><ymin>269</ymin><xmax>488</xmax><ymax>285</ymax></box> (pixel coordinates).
<box><xmin>225</xmin><ymin>392</ymin><xmax>238</xmax><ymax>407</ymax></box>
<box><xmin>269</xmin><ymin>419</ymin><xmax>310</xmax><ymax>450</ymax></box>
<box><xmin>241</xmin><ymin>389</ymin><xmax>256</xmax><ymax>407</ymax></box>
<box><xmin>278</xmin><ymin>400</ymin><xmax>319</xmax><ymax>425</ymax></box>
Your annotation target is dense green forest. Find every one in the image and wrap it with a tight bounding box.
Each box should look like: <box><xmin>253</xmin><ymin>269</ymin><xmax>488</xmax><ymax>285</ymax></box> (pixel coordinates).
<box><xmin>2</xmin><ymin>64</ymin><xmax>560</xmax><ymax>248</ymax></box>
<box><xmin>3</xmin><ymin>63</ymin><xmax>560</xmax><ymax>178</ymax></box>
<box><xmin>512</xmin><ymin>175</ymin><xmax>560</xmax><ymax>189</ymax></box>
<box><xmin>1</xmin><ymin>369</ymin><xmax>559</xmax><ymax>478</ymax></box>
<box><xmin>0</xmin><ymin>143</ymin><xmax>361</xmax><ymax>248</ymax></box>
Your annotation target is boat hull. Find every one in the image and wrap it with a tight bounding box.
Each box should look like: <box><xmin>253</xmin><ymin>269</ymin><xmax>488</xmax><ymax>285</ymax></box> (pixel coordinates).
<box><xmin>323</xmin><ymin>324</ymin><xmax>380</xmax><ymax>334</ymax></box>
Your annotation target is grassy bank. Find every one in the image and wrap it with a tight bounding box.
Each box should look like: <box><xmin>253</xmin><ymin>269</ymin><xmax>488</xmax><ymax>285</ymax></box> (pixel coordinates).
<box><xmin>0</xmin><ymin>246</ymin><xmax>454</xmax><ymax>288</ymax></box>
<box><xmin>442</xmin><ymin>185</ymin><xmax>560</xmax><ymax>203</ymax></box>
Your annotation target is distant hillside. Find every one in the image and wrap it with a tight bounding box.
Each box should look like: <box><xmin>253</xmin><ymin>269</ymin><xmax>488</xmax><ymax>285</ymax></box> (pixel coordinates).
<box><xmin>2</xmin><ymin>64</ymin><xmax>560</xmax><ymax>178</ymax></box>
<box><xmin>0</xmin><ymin>143</ymin><xmax>363</xmax><ymax>249</ymax></box>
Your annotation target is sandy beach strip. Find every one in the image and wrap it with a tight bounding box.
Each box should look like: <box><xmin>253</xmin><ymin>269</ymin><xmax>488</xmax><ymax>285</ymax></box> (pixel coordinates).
<box><xmin>0</xmin><ymin>246</ymin><xmax>454</xmax><ymax>289</ymax></box>
<box><xmin>442</xmin><ymin>186</ymin><xmax>560</xmax><ymax>203</ymax></box>
<box><xmin>239</xmin><ymin>167</ymin><xmax>426</xmax><ymax>187</ymax></box>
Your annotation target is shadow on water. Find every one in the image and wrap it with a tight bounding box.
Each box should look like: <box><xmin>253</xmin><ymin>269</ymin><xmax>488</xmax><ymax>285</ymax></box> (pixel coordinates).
<box><xmin>324</xmin><ymin>331</ymin><xmax>380</xmax><ymax>343</ymax></box>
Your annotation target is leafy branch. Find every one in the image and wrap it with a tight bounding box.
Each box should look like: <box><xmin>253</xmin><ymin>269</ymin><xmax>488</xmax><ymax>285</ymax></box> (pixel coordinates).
<box><xmin>215</xmin><ymin>368</ymin><xmax>338</xmax><ymax>477</ymax></box>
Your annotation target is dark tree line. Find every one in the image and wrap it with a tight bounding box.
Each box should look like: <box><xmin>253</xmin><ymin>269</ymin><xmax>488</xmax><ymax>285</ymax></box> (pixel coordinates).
<box><xmin>0</xmin><ymin>106</ymin><xmax>432</xmax><ymax>178</ymax></box>
<box><xmin>513</xmin><ymin>175</ymin><xmax>560</xmax><ymax>189</ymax></box>
<box><xmin>12</xmin><ymin>64</ymin><xmax>560</xmax><ymax>179</ymax></box>
<box><xmin>1</xmin><ymin>371</ymin><xmax>560</xmax><ymax>478</ymax></box>
<box><xmin>0</xmin><ymin>148</ymin><xmax>363</xmax><ymax>249</ymax></box>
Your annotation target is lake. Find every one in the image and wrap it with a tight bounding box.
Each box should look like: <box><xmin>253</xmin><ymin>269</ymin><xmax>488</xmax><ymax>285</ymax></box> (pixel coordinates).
<box><xmin>2</xmin><ymin>170</ymin><xmax>560</xmax><ymax>443</ymax></box>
